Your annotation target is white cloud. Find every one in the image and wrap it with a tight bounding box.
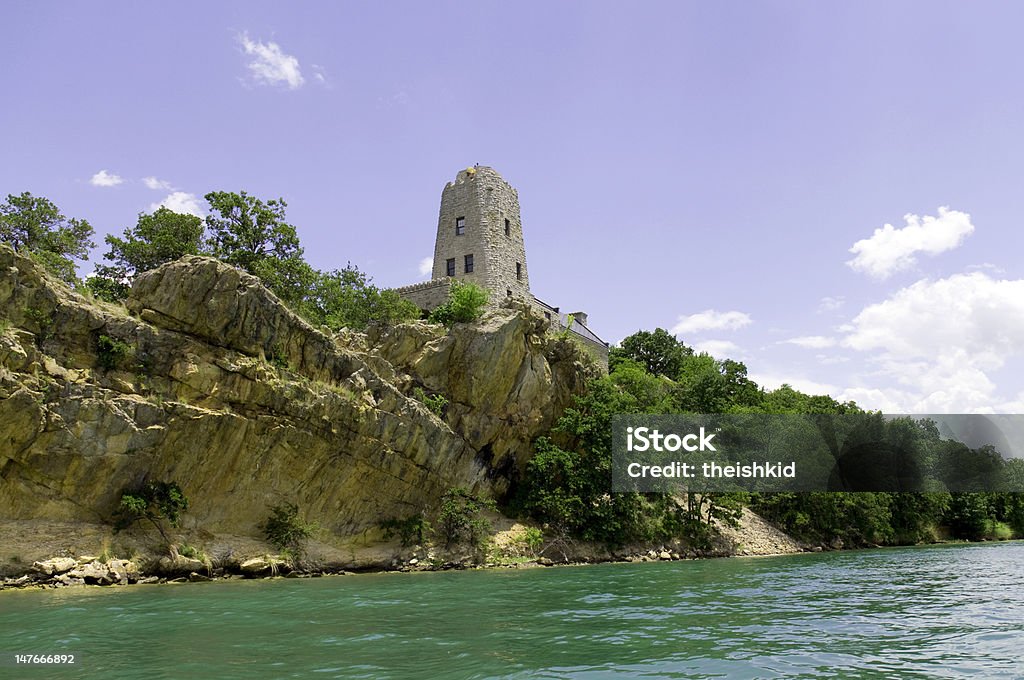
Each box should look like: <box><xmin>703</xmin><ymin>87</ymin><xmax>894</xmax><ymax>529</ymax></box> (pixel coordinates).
<box><xmin>782</xmin><ymin>335</ymin><xmax>836</xmax><ymax>349</ymax></box>
<box><xmin>841</xmin><ymin>272</ymin><xmax>1024</xmax><ymax>412</ymax></box>
<box><xmin>89</xmin><ymin>170</ymin><xmax>123</xmax><ymax>187</ymax></box>
<box><xmin>150</xmin><ymin>192</ymin><xmax>205</xmax><ymax>217</ymax></box>
<box><xmin>239</xmin><ymin>33</ymin><xmax>304</xmax><ymax>90</ymax></box>
<box><xmin>691</xmin><ymin>339</ymin><xmax>741</xmax><ymax>358</ymax></box>
<box><xmin>847</xmin><ymin>207</ymin><xmax>974</xmax><ymax>279</ymax></box>
<box><xmin>418</xmin><ymin>257</ymin><xmax>432</xmax><ymax>278</ymax></box>
<box><xmin>671</xmin><ymin>309</ymin><xmax>751</xmax><ymax>335</ymax></box>
<box><xmin>818</xmin><ymin>295</ymin><xmax>845</xmax><ymax>312</ymax></box>
<box><xmin>142</xmin><ymin>176</ymin><xmax>173</xmax><ymax>191</ymax></box>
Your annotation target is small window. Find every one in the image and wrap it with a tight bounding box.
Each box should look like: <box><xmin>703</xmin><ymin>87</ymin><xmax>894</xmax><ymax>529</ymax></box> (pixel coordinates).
<box><xmin>464</xmin><ymin>254</ymin><xmax>474</xmax><ymax>273</ymax></box>
<box><xmin>544</xmin><ymin>311</ymin><xmax>551</xmax><ymax>321</ymax></box>
<box><xmin>446</xmin><ymin>258</ymin><xmax>456</xmax><ymax>277</ymax></box>
<box><xmin>504</xmin><ymin>218</ymin><xmax>510</xmax><ymax>237</ymax></box>
<box><xmin>506</xmin><ymin>289</ymin><xmax>512</xmax><ymax>298</ymax></box>
<box><xmin>516</xmin><ymin>262</ymin><xmax>522</xmax><ymax>280</ymax></box>
<box><xmin>455</xmin><ymin>217</ymin><xmax>465</xmax><ymax>235</ymax></box>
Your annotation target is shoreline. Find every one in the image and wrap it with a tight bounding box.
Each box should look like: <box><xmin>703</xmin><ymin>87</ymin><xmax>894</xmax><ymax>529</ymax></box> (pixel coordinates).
<box><xmin>5</xmin><ymin>537</ymin><xmax>1018</xmax><ymax>595</ymax></box>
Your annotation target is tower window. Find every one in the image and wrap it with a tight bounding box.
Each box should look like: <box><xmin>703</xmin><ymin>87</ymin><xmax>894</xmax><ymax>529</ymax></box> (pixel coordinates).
<box><xmin>516</xmin><ymin>262</ymin><xmax>522</xmax><ymax>280</ymax></box>
<box><xmin>544</xmin><ymin>311</ymin><xmax>551</xmax><ymax>321</ymax></box>
<box><xmin>507</xmin><ymin>289</ymin><xmax>512</xmax><ymax>298</ymax></box>
<box><xmin>455</xmin><ymin>217</ymin><xmax>465</xmax><ymax>235</ymax></box>
<box><xmin>446</xmin><ymin>258</ymin><xmax>456</xmax><ymax>277</ymax></box>
<box><xmin>504</xmin><ymin>218</ymin><xmax>510</xmax><ymax>237</ymax></box>
<box><xmin>464</xmin><ymin>254</ymin><xmax>474</xmax><ymax>273</ymax></box>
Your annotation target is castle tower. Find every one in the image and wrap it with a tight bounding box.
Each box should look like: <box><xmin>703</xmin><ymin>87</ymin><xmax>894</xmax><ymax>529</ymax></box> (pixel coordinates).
<box><xmin>431</xmin><ymin>166</ymin><xmax>529</xmax><ymax>301</ymax></box>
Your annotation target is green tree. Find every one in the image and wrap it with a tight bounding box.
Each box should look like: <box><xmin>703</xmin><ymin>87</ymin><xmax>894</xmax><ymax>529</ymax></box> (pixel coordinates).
<box><xmin>88</xmin><ymin>207</ymin><xmax>205</xmax><ymax>301</ymax></box>
<box><xmin>204</xmin><ymin>191</ymin><xmax>314</xmax><ymax>308</ymax></box>
<box><xmin>0</xmin><ymin>192</ymin><xmax>95</xmax><ymax>283</ymax></box>
<box><xmin>612</xmin><ymin>328</ymin><xmax>691</xmax><ymax>378</ymax></box>
<box><xmin>114</xmin><ymin>480</ymin><xmax>189</xmax><ymax>545</ymax></box>
<box><xmin>307</xmin><ymin>264</ymin><xmax>419</xmax><ymax>329</ymax></box>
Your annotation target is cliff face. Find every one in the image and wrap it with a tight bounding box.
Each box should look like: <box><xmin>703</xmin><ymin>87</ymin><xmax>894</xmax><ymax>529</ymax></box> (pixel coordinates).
<box><xmin>0</xmin><ymin>246</ymin><xmax>595</xmax><ymax>559</ymax></box>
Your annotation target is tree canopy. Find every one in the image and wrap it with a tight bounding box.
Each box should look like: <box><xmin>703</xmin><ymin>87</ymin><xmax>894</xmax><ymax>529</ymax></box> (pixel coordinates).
<box><xmin>0</xmin><ymin>192</ymin><xmax>95</xmax><ymax>283</ymax></box>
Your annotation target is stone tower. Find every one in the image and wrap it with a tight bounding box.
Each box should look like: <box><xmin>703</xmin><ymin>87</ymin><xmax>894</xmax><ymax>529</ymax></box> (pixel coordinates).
<box><xmin>431</xmin><ymin>166</ymin><xmax>530</xmax><ymax>301</ymax></box>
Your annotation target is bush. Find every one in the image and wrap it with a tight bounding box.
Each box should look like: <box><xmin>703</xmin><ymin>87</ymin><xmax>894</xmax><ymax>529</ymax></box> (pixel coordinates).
<box><xmin>413</xmin><ymin>387</ymin><xmax>448</xmax><ymax>417</ymax></box>
<box><xmin>428</xmin><ymin>281</ymin><xmax>489</xmax><ymax>327</ymax></box>
<box><xmin>437</xmin><ymin>487</ymin><xmax>496</xmax><ymax>549</ymax></box>
<box><xmin>261</xmin><ymin>503</ymin><xmax>318</xmax><ymax>557</ymax></box>
<box><xmin>97</xmin><ymin>334</ymin><xmax>133</xmax><ymax>370</ymax></box>
<box><xmin>380</xmin><ymin>513</ymin><xmax>432</xmax><ymax>547</ymax></box>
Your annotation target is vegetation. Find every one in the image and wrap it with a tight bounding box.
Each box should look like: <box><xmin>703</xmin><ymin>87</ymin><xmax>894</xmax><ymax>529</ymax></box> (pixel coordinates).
<box><xmin>0</xmin><ymin>192</ymin><xmax>95</xmax><ymax>284</ymax></box>
<box><xmin>114</xmin><ymin>480</ymin><xmax>189</xmax><ymax>545</ymax></box>
<box><xmin>88</xmin><ymin>208</ymin><xmax>204</xmax><ymax>301</ymax></box>
<box><xmin>428</xmin><ymin>281</ymin><xmax>489</xmax><ymax>326</ymax></box>
<box><xmin>515</xmin><ymin>327</ymin><xmax>1024</xmax><ymax>549</ymax></box>
<box><xmin>413</xmin><ymin>387</ymin><xmax>448</xmax><ymax>417</ymax></box>
<box><xmin>380</xmin><ymin>513</ymin><xmax>432</xmax><ymax>547</ymax></box>
<box><xmin>261</xmin><ymin>503</ymin><xmax>318</xmax><ymax>558</ymax></box>
<box><xmin>96</xmin><ymin>334</ymin><xmax>134</xmax><ymax>371</ymax></box>
<box><xmin>305</xmin><ymin>264</ymin><xmax>419</xmax><ymax>330</ymax></box>
<box><xmin>437</xmin><ymin>487</ymin><xmax>496</xmax><ymax>550</ymax></box>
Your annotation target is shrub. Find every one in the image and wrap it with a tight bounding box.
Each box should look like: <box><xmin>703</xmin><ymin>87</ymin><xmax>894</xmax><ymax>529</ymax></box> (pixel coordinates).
<box><xmin>413</xmin><ymin>387</ymin><xmax>448</xmax><ymax>417</ymax></box>
<box><xmin>261</xmin><ymin>503</ymin><xmax>318</xmax><ymax>557</ymax></box>
<box><xmin>436</xmin><ymin>487</ymin><xmax>496</xmax><ymax>549</ymax></box>
<box><xmin>380</xmin><ymin>513</ymin><xmax>432</xmax><ymax>547</ymax></box>
<box><xmin>97</xmin><ymin>334</ymin><xmax>133</xmax><ymax>370</ymax></box>
<box><xmin>428</xmin><ymin>281</ymin><xmax>489</xmax><ymax>327</ymax></box>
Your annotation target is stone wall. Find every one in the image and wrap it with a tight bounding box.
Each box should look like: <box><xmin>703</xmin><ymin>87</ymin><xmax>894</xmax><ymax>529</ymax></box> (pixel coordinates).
<box><xmin>392</xmin><ymin>278</ymin><xmax>452</xmax><ymax>311</ymax></box>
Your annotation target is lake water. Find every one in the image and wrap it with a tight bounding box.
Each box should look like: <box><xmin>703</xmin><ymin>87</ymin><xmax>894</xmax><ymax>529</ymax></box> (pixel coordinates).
<box><xmin>2</xmin><ymin>542</ymin><xmax>1022</xmax><ymax>678</ymax></box>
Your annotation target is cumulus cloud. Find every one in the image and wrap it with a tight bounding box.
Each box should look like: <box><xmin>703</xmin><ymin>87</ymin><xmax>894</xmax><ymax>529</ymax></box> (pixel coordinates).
<box><xmin>671</xmin><ymin>309</ymin><xmax>751</xmax><ymax>335</ymax></box>
<box><xmin>89</xmin><ymin>170</ymin><xmax>123</xmax><ymax>187</ymax></box>
<box><xmin>239</xmin><ymin>33</ymin><xmax>304</xmax><ymax>89</ymax></box>
<box><xmin>142</xmin><ymin>176</ymin><xmax>173</xmax><ymax>191</ymax></box>
<box><xmin>841</xmin><ymin>272</ymin><xmax>1024</xmax><ymax>412</ymax></box>
<box><xmin>150</xmin><ymin>192</ymin><xmax>205</xmax><ymax>217</ymax></box>
<box><xmin>691</xmin><ymin>339</ymin><xmax>741</xmax><ymax>358</ymax></box>
<box><xmin>782</xmin><ymin>335</ymin><xmax>836</xmax><ymax>349</ymax></box>
<box><xmin>847</xmin><ymin>207</ymin><xmax>974</xmax><ymax>279</ymax></box>
<box><xmin>418</xmin><ymin>257</ymin><xmax>432</xmax><ymax>278</ymax></box>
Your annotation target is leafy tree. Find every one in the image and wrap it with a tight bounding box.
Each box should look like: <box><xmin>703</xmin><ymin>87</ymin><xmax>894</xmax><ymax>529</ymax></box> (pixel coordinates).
<box><xmin>88</xmin><ymin>207</ymin><xmax>205</xmax><ymax>301</ymax></box>
<box><xmin>114</xmin><ymin>480</ymin><xmax>189</xmax><ymax>544</ymax></box>
<box><xmin>612</xmin><ymin>328</ymin><xmax>691</xmax><ymax>378</ymax></box>
<box><xmin>0</xmin><ymin>192</ymin><xmax>95</xmax><ymax>283</ymax></box>
<box><xmin>306</xmin><ymin>264</ymin><xmax>419</xmax><ymax>329</ymax></box>
<box><xmin>204</xmin><ymin>191</ymin><xmax>315</xmax><ymax>308</ymax></box>
<box><xmin>428</xmin><ymin>281</ymin><xmax>489</xmax><ymax>326</ymax></box>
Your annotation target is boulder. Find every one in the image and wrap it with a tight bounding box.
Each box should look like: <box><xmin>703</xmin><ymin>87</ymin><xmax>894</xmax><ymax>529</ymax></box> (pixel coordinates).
<box><xmin>32</xmin><ymin>557</ymin><xmax>78</xmax><ymax>576</ymax></box>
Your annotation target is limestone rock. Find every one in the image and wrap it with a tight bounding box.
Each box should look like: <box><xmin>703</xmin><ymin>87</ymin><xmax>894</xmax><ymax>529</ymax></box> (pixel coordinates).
<box><xmin>32</xmin><ymin>557</ymin><xmax>77</xmax><ymax>576</ymax></box>
<box><xmin>0</xmin><ymin>245</ymin><xmax>592</xmax><ymax>558</ymax></box>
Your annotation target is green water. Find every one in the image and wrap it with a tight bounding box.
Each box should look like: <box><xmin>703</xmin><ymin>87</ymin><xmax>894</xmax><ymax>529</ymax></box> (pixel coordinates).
<box><xmin>2</xmin><ymin>542</ymin><xmax>1022</xmax><ymax>679</ymax></box>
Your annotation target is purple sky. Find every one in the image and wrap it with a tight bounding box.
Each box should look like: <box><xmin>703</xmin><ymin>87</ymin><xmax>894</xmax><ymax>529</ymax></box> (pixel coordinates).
<box><xmin>4</xmin><ymin>2</ymin><xmax>1024</xmax><ymax>413</ymax></box>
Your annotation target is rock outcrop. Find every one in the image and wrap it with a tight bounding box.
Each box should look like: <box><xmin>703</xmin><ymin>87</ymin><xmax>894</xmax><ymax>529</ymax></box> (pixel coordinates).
<box><xmin>0</xmin><ymin>247</ymin><xmax>595</xmax><ymax>568</ymax></box>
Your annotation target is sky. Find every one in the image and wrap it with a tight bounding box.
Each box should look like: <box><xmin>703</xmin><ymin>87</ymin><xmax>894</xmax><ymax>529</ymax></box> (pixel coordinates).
<box><xmin>3</xmin><ymin>2</ymin><xmax>1024</xmax><ymax>414</ymax></box>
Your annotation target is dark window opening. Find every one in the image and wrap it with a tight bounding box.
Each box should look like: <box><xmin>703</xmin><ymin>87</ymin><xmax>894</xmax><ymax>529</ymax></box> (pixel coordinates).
<box><xmin>464</xmin><ymin>254</ymin><xmax>474</xmax><ymax>273</ymax></box>
<box><xmin>506</xmin><ymin>289</ymin><xmax>513</xmax><ymax>298</ymax></box>
<box><xmin>446</xmin><ymin>258</ymin><xmax>456</xmax><ymax>277</ymax></box>
<box><xmin>504</xmin><ymin>218</ymin><xmax>511</xmax><ymax>236</ymax></box>
<box><xmin>516</xmin><ymin>262</ymin><xmax>522</xmax><ymax>280</ymax></box>
<box><xmin>544</xmin><ymin>311</ymin><xmax>551</xmax><ymax>321</ymax></box>
<box><xmin>455</xmin><ymin>217</ymin><xmax>465</xmax><ymax>235</ymax></box>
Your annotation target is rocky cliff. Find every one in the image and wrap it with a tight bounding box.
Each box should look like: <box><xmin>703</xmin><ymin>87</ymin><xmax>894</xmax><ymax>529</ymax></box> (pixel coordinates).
<box><xmin>0</xmin><ymin>246</ymin><xmax>596</xmax><ymax>570</ymax></box>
